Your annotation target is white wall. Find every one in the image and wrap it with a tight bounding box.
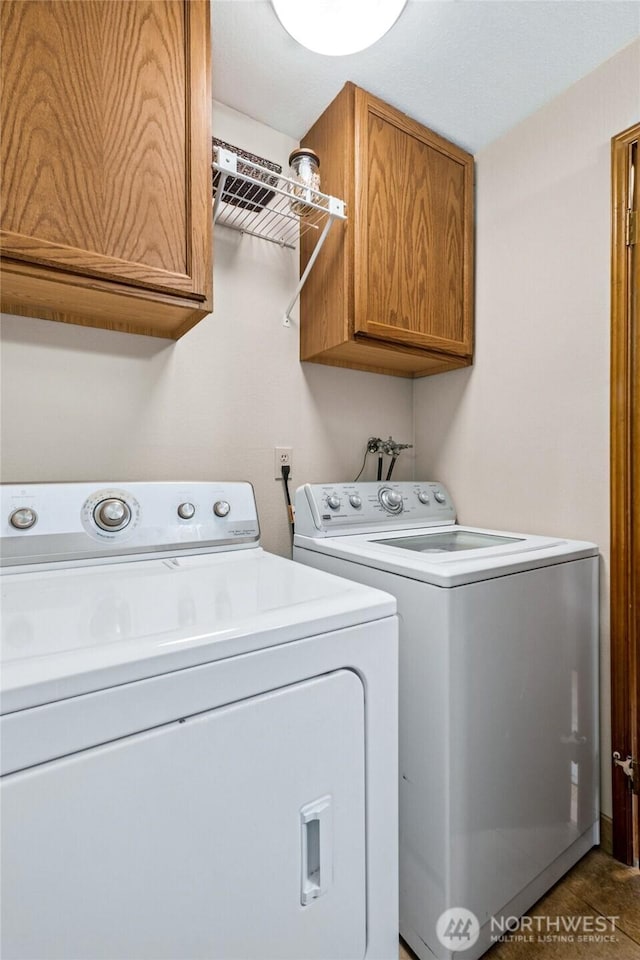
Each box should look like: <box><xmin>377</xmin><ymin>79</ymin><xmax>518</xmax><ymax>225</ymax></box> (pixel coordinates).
<box><xmin>0</xmin><ymin>102</ymin><xmax>415</xmax><ymax>558</ymax></box>
<box><xmin>413</xmin><ymin>39</ymin><xmax>640</xmax><ymax>818</ymax></box>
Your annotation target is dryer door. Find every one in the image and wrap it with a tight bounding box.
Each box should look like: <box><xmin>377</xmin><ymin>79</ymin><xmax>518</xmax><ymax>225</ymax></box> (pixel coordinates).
<box><xmin>1</xmin><ymin>670</ymin><xmax>366</xmax><ymax>960</ymax></box>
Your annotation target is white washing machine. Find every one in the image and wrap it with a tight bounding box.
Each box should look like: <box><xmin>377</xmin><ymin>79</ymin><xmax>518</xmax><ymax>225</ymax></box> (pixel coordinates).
<box><xmin>294</xmin><ymin>481</ymin><xmax>599</xmax><ymax>960</ymax></box>
<box><xmin>0</xmin><ymin>481</ymin><xmax>398</xmax><ymax>960</ymax></box>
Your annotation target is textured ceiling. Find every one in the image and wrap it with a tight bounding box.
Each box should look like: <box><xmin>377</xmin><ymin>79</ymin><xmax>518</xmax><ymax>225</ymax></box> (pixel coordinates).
<box><xmin>212</xmin><ymin>0</ymin><xmax>640</xmax><ymax>154</ymax></box>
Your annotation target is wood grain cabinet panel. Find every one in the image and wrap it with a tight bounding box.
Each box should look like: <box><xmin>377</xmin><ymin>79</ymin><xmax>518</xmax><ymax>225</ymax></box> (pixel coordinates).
<box><xmin>300</xmin><ymin>84</ymin><xmax>474</xmax><ymax>377</ymax></box>
<box><xmin>0</xmin><ymin>0</ymin><xmax>212</xmax><ymax>339</ymax></box>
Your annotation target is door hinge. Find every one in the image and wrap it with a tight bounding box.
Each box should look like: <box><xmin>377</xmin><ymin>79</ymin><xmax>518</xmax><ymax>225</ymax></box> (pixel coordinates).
<box><xmin>626</xmin><ymin>209</ymin><xmax>638</xmax><ymax>246</ymax></box>
<box><xmin>613</xmin><ymin>751</ymin><xmax>639</xmax><ymax>793</ymax></box>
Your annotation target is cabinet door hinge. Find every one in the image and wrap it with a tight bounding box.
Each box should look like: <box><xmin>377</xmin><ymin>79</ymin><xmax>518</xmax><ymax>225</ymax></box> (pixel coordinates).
<box><xmin>613</xmin><ymin>751</ymin><xmax>639</xmax><ymax>793</ymax></box>
<box><xmin>626</xmin><ymin>209</ymin><xmax>638</xmax><ymax>246</ymax></box>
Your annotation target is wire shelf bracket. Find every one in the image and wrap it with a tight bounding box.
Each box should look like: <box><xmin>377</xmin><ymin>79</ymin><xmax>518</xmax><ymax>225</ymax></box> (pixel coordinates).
<box><xmin>212</xmin><ymin>148</ymin><xmax>347</xmax><ymax>326</ymax></box>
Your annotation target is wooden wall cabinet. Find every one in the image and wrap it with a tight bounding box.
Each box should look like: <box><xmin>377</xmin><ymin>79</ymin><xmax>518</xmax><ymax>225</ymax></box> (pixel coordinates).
<box><xmin>300</xmin><ymin>83</ymin><xmax>474</xmax><ymax>377</ymax></box>
<box><xmin>0</xmin><ymin>0</ymin><xmax>212</xmax><ymax>339</ymax></box>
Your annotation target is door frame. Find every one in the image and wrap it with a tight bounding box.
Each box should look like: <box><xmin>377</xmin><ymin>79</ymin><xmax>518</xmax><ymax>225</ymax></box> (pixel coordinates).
<box><xmin>610</xmin><ymin>121</ymin><xmax>639</xmax><ymax>865</ymax></box>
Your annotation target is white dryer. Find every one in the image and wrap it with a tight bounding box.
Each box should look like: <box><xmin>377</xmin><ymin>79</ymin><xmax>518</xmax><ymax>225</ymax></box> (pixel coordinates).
<box><xmin>0</xmin><ymin>481</ymin><xmax>398</xmax><ymax>960</ymax></box>
<box><xmin>294</xmin><ymin>481</ymin><xmax>599</xmax><ymax>960</ymax></box>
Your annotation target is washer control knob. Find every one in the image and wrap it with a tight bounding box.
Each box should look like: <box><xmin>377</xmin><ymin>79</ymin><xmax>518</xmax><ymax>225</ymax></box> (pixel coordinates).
<box><xmin>94</xmin><ymin>498</ymin><xmax>131</xmax><ymax>531</ymax></box>
<box><xmin>177</xmin><ymin>502</ymin><xmax>196</xmax><ymax>520</ymax></box>
<box><xmin>434</xmin><ymin>490</ymin><xmax>447</xmax><ymax>504</ymax></box>
<box><xmin>379</xmin><ymin>488</ymin><xmax>404</xmax><ymax>513</ymax></box>
<box><xmin>9</xmin><ymin>507</ymin><xmax>38</xmax><ymax>530</ymax></box>
<box><xmin>349</xmin><ymin>495</ymin><xmax>362</xmax><ymax>509</ymax></box>
<box><xmin>327</xmin><ymin>494</ymin><xmax>341</xmax><ymax>510</ymax></box>
<box><xmin>213</xmin><ymin>500</ymin><xmax>231</xmax><ymax>518</ymax></box>
<box><xmin>418</xmin><ymin>491</ymin><xmax>430</xmax><ymax>504</ymax></box>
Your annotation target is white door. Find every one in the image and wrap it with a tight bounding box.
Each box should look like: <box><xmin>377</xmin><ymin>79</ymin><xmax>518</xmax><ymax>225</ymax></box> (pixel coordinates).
<box><xmin>1</xmin><ymin>670</ymin><xmax>366</xmax><ymax>960</ymax></box>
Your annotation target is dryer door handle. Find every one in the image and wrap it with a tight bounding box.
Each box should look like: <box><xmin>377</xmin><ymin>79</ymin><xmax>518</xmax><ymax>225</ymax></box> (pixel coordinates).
<box><xmin>300</xmin><ymin>795</ymin><xmax>333</xmax><ymax>905</ymax></box>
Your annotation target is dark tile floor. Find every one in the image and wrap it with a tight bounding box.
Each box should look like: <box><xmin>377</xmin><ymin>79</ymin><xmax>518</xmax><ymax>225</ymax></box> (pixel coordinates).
<box><xmin>400</xmin><ymin>849</ymin><xmax>640</xmax><ymax>959</ymax></box>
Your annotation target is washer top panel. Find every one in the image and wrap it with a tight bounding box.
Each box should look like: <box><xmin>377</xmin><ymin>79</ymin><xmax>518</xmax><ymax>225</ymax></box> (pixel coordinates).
<box><xmin>295</xmin><ymin>523</ymin><xmax>598</xmax><ymax>587</ymax></box>
<box><xmin>295</xmin><ymin>482</ymin><xmax>456</xmax><ymax>538</ymax></box>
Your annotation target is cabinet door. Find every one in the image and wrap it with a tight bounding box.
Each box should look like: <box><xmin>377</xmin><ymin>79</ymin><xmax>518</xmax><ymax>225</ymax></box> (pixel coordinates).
<box><xmin>0</xmin><ymin>0</ymin><xmax>210</xmax><ymax>302</ymax></box>
<box><xmin>1</xmin><ymin>670</ymin><xmax>366</xmax><ymax>960</ymax></box>
<box><xmin>353</xmin><ymin>91</ymin><xmax>474</xmax><ymax>357</ymax></box>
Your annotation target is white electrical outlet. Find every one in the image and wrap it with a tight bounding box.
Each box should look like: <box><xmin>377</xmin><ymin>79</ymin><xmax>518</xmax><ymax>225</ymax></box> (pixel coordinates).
<box><xmin>274</xmin><ymin>447</ymin><xmax>293</xmax><ymax>479</ymax></box>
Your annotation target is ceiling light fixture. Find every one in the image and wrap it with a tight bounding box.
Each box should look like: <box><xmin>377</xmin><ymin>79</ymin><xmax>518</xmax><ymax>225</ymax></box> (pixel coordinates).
<box><xmin>271</xmin><ymin>0</ymin><xmax>408</xmax><ymax>57</ymax></box>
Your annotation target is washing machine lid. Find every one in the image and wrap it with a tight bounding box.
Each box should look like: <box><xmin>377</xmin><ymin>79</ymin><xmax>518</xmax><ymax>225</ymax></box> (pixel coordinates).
<box><xmin>373</xmin><ymin>529</ymin><xmax>524</xmax><ymax>553</ymax></box>
<box><xmin>0</xmin><ymin>547</ymin><xmax>395</xmax><ymax>713</ymax></box>
<box><xmin>295</xmin><ymin>525</ymin><xmax>598</xmax><ymax>587</ymax></box>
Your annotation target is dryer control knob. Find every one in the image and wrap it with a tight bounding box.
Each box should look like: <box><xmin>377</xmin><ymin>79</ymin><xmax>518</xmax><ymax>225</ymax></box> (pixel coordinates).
<box><xmin>9</xmin><ymin>507</ymin><xmax>38</xmax><ymax>530</ymax></box>
<box><xmin>327</xmin><ymin>495</ymin><xmax>341</xmax><ymax>510</ymax></box>
<box><xmin>177</xmin><ymin>502</ymin><xmax>196</xmax><ymax>520</ymax></box>
<box><xmin>434</xmin><ymin>490</ymin><xmax>447</xmax><ymax>504</ymax></box>
<box><xmin>349</xmin><ymin>495</ymin><xmax>362</xmax><ymax>509</ymax></box>
<box><xmin>94</xmin><ymin>498</ymin><xmax>131</xmax><ymax>531</ymax></box>
<box><xmin>418</xmin><ymin>491</ymin><xmax>430</xmax><ymax>504</ymax></box>
<box><xmin>213</xmin><ymin>500</ymin><xmax>231</xmax><ymax>518</ymax></box>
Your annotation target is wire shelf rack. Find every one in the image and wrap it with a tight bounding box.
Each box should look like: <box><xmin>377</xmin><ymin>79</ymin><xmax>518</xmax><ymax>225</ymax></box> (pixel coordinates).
<box><xmin>212</xmin><ymin>147</ymin><xmax>347</xmax><ymax>325</ymax></box>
